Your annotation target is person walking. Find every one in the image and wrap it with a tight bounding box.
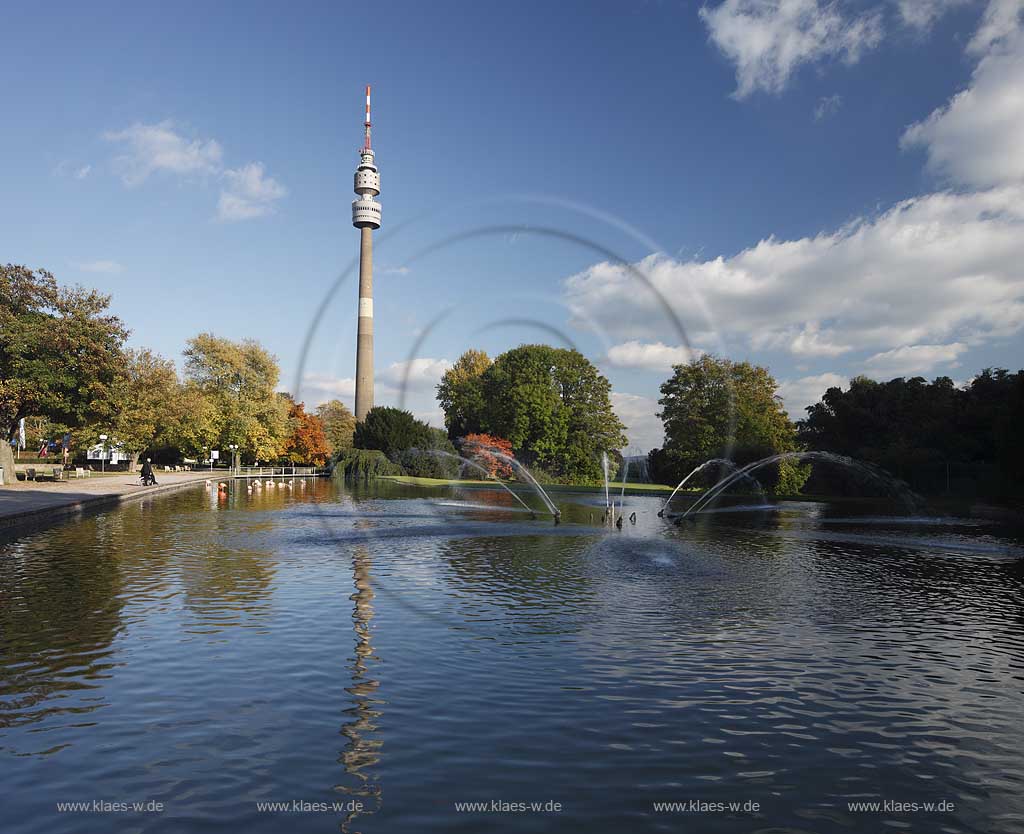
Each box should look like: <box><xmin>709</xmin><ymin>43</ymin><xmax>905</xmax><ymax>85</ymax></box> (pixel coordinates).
<box><xmin>141</xmin><ymin>458</ymin><xmax>158</xmax><ymax>486</ymax></box>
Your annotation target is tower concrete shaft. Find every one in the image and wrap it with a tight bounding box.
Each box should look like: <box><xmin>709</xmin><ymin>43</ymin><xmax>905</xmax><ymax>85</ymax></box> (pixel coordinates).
<box><xmin>355</xmin><ymin>227</ymin><xmax>374</xmax><ymax>422</ymax></box>
<box><xmin>351</xmin><ymin>84</ymin><xmax>381</xmax><ymax>422</ymax></box>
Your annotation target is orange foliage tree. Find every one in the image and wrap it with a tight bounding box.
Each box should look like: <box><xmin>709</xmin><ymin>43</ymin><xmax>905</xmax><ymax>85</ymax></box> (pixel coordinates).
<box><xmin>284</xmin><ymin>401</ymin><xmax>331</xmax><ymax>465</ymax></box>
<box><xmin>460</xmin><ymin>433</ymin><xmax>514</xmax><ymax>479</ymax></box>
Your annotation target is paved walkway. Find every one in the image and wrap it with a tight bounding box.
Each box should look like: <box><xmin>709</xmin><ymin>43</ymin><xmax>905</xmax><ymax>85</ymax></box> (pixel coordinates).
<box><xmin>0</xmin><ymin>471</ymin><xmax>217</xmax><ymax>532</ymax></box>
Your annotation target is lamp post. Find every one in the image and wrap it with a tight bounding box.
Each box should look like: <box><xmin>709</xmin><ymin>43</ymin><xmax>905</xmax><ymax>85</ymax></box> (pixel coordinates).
<box><xmin>228</xmin><ymin>444</ymin><xmax>239</xmax><ymax>475</ymax></box>
<box><xmin>99</xmin><ymin>434</ymin><xmax>108</xmax><ymax>473</ymax></box>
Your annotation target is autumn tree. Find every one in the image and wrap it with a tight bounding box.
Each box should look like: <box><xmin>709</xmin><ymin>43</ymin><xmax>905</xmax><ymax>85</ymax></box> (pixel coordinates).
<box><xmin>162</xmin><ymin>383</ymin><xmax>221</xmax><ymax>461</ymax></box>
<box><xmin>283</xmin><ymin>400</ymin><xmax>330</xmax><ymax>465</ymax></box>
<box><xmin>436</xmin><ymin>349</ymin><xmax>491</xmax><ymax>439</ymax></box>
<box><xmin>105</xmin><ymin>349</ymin><xmax>179</xmax><ymax>471</ymax></box>
<box><xmin>315</xmin><ymin>399</ymin><xmax>356</xmax><ymax>456</ymax></box>
<box><xmin>460</xmin><ymin>433</ymin><xmax>514</xmax><ymax>478</ymax></box>
<box><xmin>183</xmin><ymin>333</ymin><xmax>288</xmax><ymax>463</ymax></box>
<box><xmin>1</xmin><ymin>265</ymin><xmax>128</xmax><ymax>483</ymax></box>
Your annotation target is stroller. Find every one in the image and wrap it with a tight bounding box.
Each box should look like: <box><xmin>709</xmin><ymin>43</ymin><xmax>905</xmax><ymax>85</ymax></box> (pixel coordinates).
<box><xmin>140</xmin><ymin>460</ymin><xmax>158</xmax><ymax>486</ymax></box>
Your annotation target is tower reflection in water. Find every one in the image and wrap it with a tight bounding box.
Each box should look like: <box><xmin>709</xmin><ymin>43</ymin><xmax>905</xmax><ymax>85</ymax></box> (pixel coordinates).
<box><xmin>336</xmin><ymin>544</ymin><xmax>384</xmax><ymax>833</ymax></box>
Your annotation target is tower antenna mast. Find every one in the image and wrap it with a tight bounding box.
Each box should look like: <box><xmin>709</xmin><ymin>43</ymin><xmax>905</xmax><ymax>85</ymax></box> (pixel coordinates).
<box><xmin>364</xmin><ymin>84</ymin><xmax>372</xmax><ymax>150</ymax></box>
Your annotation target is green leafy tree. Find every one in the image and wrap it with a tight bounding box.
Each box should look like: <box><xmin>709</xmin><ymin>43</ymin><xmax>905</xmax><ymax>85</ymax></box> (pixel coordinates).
<box><xmin>104</xmin><ymin>349</ymin><xmax>179</xmax><ymax>471</ymax></box>
<box><xmin>650</xmin><ymin>355</ymin><xmax>806</xmax><ymax>493</ymax></box>
<box><xmin>393</xmin><ymin>426</ymin><xmax>460</xmax><ymax>478</ymax></box>
<box><xmin>476</xmin><ymin>345</ymin><xmax>626</xmax><ymax>483</ymax></box>
<box><xmin>351</xmin><ymin>406</ymin><xmax>459</xmax><ymax>478</ymax></box>
<box><xmin>436</xmin><ymin>349</ymin><xmax>491</xmax><ymax>438</ymax></box>
<box><xmin>353</xmin><ymin>406</ymin><xmax>430</xmax><ymax>457</ymax></box>
<box><xmin>315</xmin><ymin>399</ymin><xmax>357</xmax><ymax>456</ymax></box>
<box><xmin>183</xmin><ymin>333</ymin><xmax>288</xmax><ymax>464</ymax></box>
<box><xmin>1</xmin><ymin>265</ymin><xmax>128</xmax><ymax>483</ymax></box>
<box><xmin>333</xmin><ymin>449</ymin><xmax>402</xmax><ymax>481</ymax></box>
<box><xmin>162</xmin><ymin>383</ymin><xmax>221</xmax><ymax>461</ymax></box>
<box><xmin>798</xmin><ymin>369</ymin><xmax>1024</xmax><ymax>496</ymax></box>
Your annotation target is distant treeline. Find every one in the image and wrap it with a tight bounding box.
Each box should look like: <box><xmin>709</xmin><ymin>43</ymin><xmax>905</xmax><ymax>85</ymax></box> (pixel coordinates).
<box><xmin>645</xmin><ymin>356</ymin><xmax>1023</xmax><ymax>500</ymax></box>
<box><xmin>798</xmin><ymin>371</ymin><xmax>1024</xmax><ymax>498</ymax></box>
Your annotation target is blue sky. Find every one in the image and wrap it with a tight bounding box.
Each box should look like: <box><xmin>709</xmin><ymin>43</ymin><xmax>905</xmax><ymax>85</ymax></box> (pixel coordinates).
<box><xmin>3</xmin><ymin>0</ymin><xmax>1023</xmax><ymax>450</ymax></box>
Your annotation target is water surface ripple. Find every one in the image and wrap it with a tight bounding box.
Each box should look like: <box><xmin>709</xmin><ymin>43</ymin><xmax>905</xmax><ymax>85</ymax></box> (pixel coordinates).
<box><xmin>1</xmin><ymin>480</ymin><xmax>1022</xmax><ymax>833</ymax></box>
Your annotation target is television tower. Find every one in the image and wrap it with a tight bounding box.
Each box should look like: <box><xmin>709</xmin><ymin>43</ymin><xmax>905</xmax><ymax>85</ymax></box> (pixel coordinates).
<box><xmin>352</xmin><ymin>84</ymin><xmax>381</xmax><ymax>422</ymax></box>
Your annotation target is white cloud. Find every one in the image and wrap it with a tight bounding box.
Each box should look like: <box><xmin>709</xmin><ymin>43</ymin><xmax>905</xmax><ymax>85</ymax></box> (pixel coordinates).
<box><xmin>303</xmin><ymin>360</ymin><xmax>450</xmax><ymax>405</ymax></box>
<box><xmin>217</xmin><ymin>162</ymin><xmax>287</xmax><ymax>221</ymax></box>
<box><xmin>777</xmin><ymin>372</ymin><xmax>848</xmax><ymax>417</ymax></box>
<box><xmin>105</xmin><ymin>120</ymin><xmax>223</xmax><ymax>186</ymax></box>
<box><xmin>752</xmin><ymin>322</ymin><xmax>852</xmax><ymax>356</ymax></box>
<box><xmin>968</xmin><ymin>0</ymin><xmax>1023</xmax><ymax>53</ymax></box>
<box><xmin>611</xmin><ymin>392</ymin><xmax>664</xmax><ymax>453</ymax></box>
<box><xmin>814</xmin><ymin>93</ymin><xmax>843</xmax><ymax>121</ymax></box>
<box><xmin>75</xmin><ymin>259</ymin><xmax>123</xmax><ymax>274</ymax></box>
<box><xmin>104</xmin><ymin>120</ymin><xmax>285</xmax><ymax>222</ymax></box>
<box><xmin>564</xmin><ymin>187</ymin><xmax>1024</xmax><ymax>363</ymax></box>
<box><xmin>379</xmin><ymin>358</ymin><xmax>452</xmax><ymax>392</ymax></box>
<box><xmin>863</xmin><ymin>341</ymin><xmax>967</xmax><ymax>375</ymax></box>
<box><xmin>380</xmin><ymin>265</ymin><xmax>411</xmax><ymax>275</ymax></box>
<box><xmin>52</xmin><ymin>160</ymin><xmax>92</xmax><ymax>179</ymax></box>
<box><xmin>902</xmin><ymin>31</ymin><xmax>1024</xmax><ymax>188</ymax></box>
<box><xmin>301</xmin><ymin>367</ymin><xmax>449</xmax><ymax>431</ymax></box>
<box><xmin>700</xmin><ymin>0</ymin><xmax>883</xmax><ymax>97</ymax></box>
<box><xmin>301</xmin><ymin>373</ymin><xmax>356</xmax><ymax>406</ymax></box>
<box><xmin>897</xmin><ymin>0</ymin><xmax>971</xmax><ymax>30</ymax></box>
<box><xmin>413</xmin><ymin>407</ymin><xmax>447</xmax><ymax>428</ymax></box>
<box><xmin>605</xmin><ymin>340</ymin><xmax>698</xmax><ymax>370</ymax></box>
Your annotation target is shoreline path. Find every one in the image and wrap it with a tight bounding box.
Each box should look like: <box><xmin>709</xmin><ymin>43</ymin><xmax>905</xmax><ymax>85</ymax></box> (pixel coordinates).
<box><xmin>0</xmin><ymin>471</ymin><xmax>216</xmax><ymax>533</ymax></box>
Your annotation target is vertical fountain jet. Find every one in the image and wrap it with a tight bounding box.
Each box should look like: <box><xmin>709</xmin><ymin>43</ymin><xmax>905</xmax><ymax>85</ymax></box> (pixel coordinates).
<box><xmin>352</xmin><ymin>85</ymin><xmax>381</xmax><ymax>422</ymax></box>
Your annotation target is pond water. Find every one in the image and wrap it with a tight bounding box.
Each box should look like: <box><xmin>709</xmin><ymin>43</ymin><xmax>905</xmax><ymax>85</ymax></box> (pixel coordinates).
<box><xmin>2</xmin><ymin>478</ymin><xmax>1023</xmax><ymax>833</ymax></box>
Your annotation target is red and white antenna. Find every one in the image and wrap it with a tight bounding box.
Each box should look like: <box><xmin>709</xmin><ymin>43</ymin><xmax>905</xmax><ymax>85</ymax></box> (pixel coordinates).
<box><xmin>363</xmin><ymin>84</ymin><xmax>372</xmax><ymax>150</ymax></box>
